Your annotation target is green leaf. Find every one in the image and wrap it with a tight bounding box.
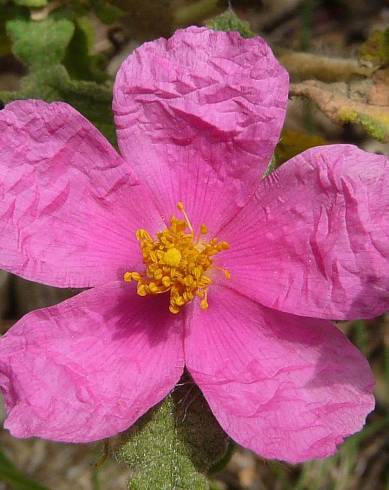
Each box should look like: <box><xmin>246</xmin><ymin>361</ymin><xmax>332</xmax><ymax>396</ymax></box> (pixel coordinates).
<box><xmin>0</xmin><ymin>65</ymin><xmax>115</xmax><ymax>144</ymax></box>
<box><xmin>57</xmin><ymin>75</ymin><xmax>115</xmax><ymax>143</ymax></box>
<box><xmin>207</xmin><ymin>9</ymin><xmax>255</xmax><ymax>38</ymax></box>
<box><xmin>6</xmin><ymin>18</ymin><xmax>75</xmax><ymax>69</ymax></box>
<box><xmin>64</xmin><ymin>16</ymin><xmax>107</xmax><ymax>81</ymax></box>
<box><xmin>0</xmin><ymin>3</ymin><xmax>28</xmax><ymax>56</ymax></box>
<box><xmin>94</xmin><ymin>0</ymin><xmax>124</xmax><ymax>24</ymax></box>
<box><xmin>115</xmin><ymin>378</ymin><xmax>229</xmax><ymax>489</ymax></box>
<box><xmin>14</xmin><ymin>0</ymin><xmax>47</xmax><ymax>6</ymax></box>
<box><xmin>0</xmin><ymin>448</ymin><xmax>49</xmax><ymax>490</ymax></box>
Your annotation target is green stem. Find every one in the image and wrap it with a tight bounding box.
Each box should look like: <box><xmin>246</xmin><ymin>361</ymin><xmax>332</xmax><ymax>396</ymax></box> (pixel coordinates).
<box><xmin>114</xmin><ymin>376</ymin><xmax>228</xmax><ymax>490</ymax></box>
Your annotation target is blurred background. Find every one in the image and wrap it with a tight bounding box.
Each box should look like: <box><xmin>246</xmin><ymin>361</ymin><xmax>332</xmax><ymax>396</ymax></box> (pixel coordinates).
<box><xmin>0</xmin><ymin>0</ymin><xmax>388</xmax><ymax>489</ymax></box>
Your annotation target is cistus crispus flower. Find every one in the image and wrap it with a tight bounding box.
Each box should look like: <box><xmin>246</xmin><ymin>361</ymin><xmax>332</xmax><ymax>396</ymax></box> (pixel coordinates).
<box><xmin>0</xmin><ymin>27</ymin><xmax>388</xmax><ymax>463</ymax></box>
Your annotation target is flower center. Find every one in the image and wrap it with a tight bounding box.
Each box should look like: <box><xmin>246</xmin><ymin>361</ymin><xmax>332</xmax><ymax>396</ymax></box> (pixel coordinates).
<box><xmin>124</xmin><ymin>202</ymin><xmax>230</xmax><ymax>314</ymax></box>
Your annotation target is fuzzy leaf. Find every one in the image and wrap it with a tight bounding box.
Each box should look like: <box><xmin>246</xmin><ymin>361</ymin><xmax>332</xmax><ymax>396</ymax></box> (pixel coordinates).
<box><xmin>207</xmin><ymin>9</ymin><xmax>254</xmax><ymax>38</ymax></box>
<box><xmin>115</xmin><ymin>379</ymin><xmax>229</xmax><ymax>490</ymax></box>
<box><xmin>0</xmin><ymin>3</ymin><xmax>28</xmax><ymax>56</ymax></box>
<box><xmin>56</xmin><ymin>75</ymin><xmax>115</xmax><ymax>142</ymax></box>
<box><xmin>0</xmin><ymin>65</ymin><xmax>115</xmax><ymax>143</ymax></box>
<box><xmin>6</xmin><ymin>18</ymin><xmax>74</xmax><ymax>69</ymax></box>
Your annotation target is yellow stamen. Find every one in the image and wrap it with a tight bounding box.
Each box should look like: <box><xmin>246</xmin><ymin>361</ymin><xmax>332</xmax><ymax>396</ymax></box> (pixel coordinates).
<box><xmin>124</xmin><ymin>202</ymin><xmax>231</xmax><ymax>314</ymax></box>
<box><xmin>177</xmin><ymin>201</ymin><xmax>194</xmax><ymax>235</ymax></box>
<box><xmin>200</xmin><ymin>292</ymin><xmax>209</xmax><ymax>310</ymax></box>
<box><xmin>164</xmin><ymin>247</ymin><xmax>182</xmax><ymax>267</ymax></box>
<box><xmin>214</xmin><ymin>265</ymin><xmax>231</xmax><ymax>280</ymax></box>
<box><xmin>123</xmin><ymin>271</ymin><xmax>132</xmax><ymax>282</ymax></box>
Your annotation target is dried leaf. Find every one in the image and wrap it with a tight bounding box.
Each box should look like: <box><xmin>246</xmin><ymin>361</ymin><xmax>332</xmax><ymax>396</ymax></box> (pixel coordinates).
<box><xmin>290</xmin><ymin>74</ymin><xmax>389</xmax><ymax>142</ymax></box>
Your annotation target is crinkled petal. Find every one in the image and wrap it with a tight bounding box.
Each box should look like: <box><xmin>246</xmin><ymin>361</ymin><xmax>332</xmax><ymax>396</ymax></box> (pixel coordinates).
<box><xmin>113</xmin><ymin>26</ymin><xmax>288</xmax><ymax>233</ymax></box>
<box><xmin>185</xmin><ymin>286</ymin><xmax>374</xmax><ymax>463</ymax></box>
<box><xmin>0</xmin><ymin>282</ymin><xmax>184</xmax><ymax>442</ymax></box>
<box><xmin>218</xmin><ymin>145</ymin><xmax>389</xmax><ymax>320</ymax></box>
<box><xmin>0</xmin><ymin>100</ymin><xmax>162</xmax><ymax>288</ymax></box>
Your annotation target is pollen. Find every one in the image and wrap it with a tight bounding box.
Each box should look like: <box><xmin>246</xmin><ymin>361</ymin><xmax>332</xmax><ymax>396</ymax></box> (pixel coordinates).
<box><xmin>124</xmin><ymin>203</ymin><xmax>230</xmax><ymax>314</ymax></box>
<box><xmin>164</xmin><ymin>247</ymin><xmax>182</xmax><ymax>267</ymax></box>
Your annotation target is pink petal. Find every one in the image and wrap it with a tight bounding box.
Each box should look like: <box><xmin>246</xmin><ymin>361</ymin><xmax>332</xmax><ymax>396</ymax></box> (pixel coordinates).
<box><xmin>113</xmin><ymin>26</ymin><xmax>288</xmax><ymax>233</ymax></box>
<box><xmin>185</xmin><ymin>286</ymin><xmax>374</xmax><ymax>463</ymax></box>
<box><xmin>0</xmin><ymin>282</ymin><xmax>184</xmax><ymax>442</ymax></box>
<box><xmin>218</xmin><ymin>144</ymin><xmax>389</xmax><ymax>320</ymax></box>
<box><xmin>0</xmin><ymin>100</ymin><xmax>162</xmax><ymax>288</ymax></box>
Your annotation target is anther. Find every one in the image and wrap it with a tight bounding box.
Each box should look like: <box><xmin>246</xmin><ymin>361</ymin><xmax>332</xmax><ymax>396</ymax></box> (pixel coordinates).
<box><xmin>162</xmin><ymin>276</ymin><xmax>171</xmax><ymax>287</ymax></box>
<box><xmin>125</xmin><ymin>201</ymin><xmax>230</xmax><ymax>314</ymax></box>
<box><xmin>137</xmin><ymin>284</ymin><xmax>147</xmax><ymax>296</ymax></box>
<box><xmin>123</xmin><ymin>272</ymin><xmax>132</xmax><ymax>282</ymax></box>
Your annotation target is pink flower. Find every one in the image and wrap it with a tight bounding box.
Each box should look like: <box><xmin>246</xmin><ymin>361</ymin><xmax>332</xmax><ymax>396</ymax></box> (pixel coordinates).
<box><xmin>0</xmin><ymin>27</ymin><xmax>387</xmax><ymax>463</ymax></box>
